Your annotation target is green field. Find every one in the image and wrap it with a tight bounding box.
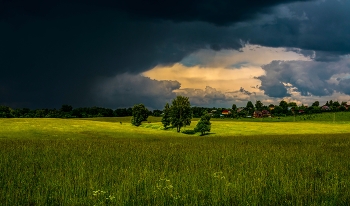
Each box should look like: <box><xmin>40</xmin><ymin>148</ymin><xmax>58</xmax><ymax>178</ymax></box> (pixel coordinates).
<box><xmin>1</xmin><ymin>116</ymin><xmax>350</xmax><ymax>205</ymax></box>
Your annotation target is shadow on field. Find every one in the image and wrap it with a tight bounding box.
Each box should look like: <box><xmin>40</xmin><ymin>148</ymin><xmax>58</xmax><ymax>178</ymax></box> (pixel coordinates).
<box><xmin>199</xmin><ymin>132</ymin><xmax>216</xmax><ymax>136</ymax></box>
<box><xmin>181</xmin><ymin>130</ymin><xmax>216</xmax><ymax>136</ymax></box>
<box><xmin>181</xmin><ymin>130</ymin><xmax>196</xmax><ymax>135</ymax></box>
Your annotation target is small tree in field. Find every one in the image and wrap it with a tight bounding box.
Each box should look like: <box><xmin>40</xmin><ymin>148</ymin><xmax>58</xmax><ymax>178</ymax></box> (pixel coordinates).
<box><xmin>195</xmin><ymin>111</ymin><xmax>211</xmax><ymax>135</ymax></box>
<box><xmin>131</xmin><ymin>104</ymin><xmax>149</xmax><ymax>126</ymax></box>
<box><xmin>170</xmin><ymin>96</ymin><xmax>192</xmax><ymax>132</ymax></box>
<box><xmin>161</xmin><ymin>103</ymin><xmax>171</xmax><ymax>129</ymax></box>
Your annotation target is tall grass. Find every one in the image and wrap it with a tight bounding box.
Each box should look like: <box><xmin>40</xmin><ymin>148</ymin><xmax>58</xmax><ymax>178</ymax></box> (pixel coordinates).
<box><xmin>1</xmin><ymin>134</ymin><xmax>350</xmax><ymax>205</ymax></box>
<box><xmin>1</xmin><ymin>118</ymin><xmax>350</xmax><ymax>205</ymax></box>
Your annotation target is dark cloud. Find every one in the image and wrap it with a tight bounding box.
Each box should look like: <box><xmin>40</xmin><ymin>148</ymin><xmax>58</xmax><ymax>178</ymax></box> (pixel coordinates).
<box><xmin>259</xmin><ymin>79</ymin><xmax>290</xmax><ymax>98</ymax></box>
<box><xmin>285</xmin><ymin>48</ymin><xmax>344</xmax><ymax>62</ymax></box>
<box><xmin>225</xmin><ymin>87</ymin><xmax>259</xmax><ymax>102</ymax></box>
<box><xmin>337</xmin><ymin>78</ymin><xmax>350</xmax><ymax>95</ymax></box>
<box><xmin>1</xmin><ymin>0</ymin><xmax>313</xmax><ymax>26</ymax></box>
<box><xmin>94</xmin><ymin>74</ymin><xmax>180</xmax><ymax>109</ymax></box>
<box><xmin>117</xmin><ymin>0</ymin><xmax>316</xmax><ymax>26</ymax></box>
<box><xmin>1</xmin><ymin>0</ymin><xmax>300</xmax><ymax>108</ymax></box>
<box><xmin>0</xmin><ymin>11</ymin><xmax>242</xmax><ymax>108</ymax></box>
<box><xmin>240</xmin><ymin>0</ymin><xmax>350</xmax><ymax>56</ymax></box>
<box><xmin>239</xmin><ymin>87</ymin><xmax>254</xmax><ymax>96</ymax></box>
<box><xmin>259</xmin><ymin>60</ymin><xmax>350</xmax><ymax>98</ymax></box>
<box><xmin>2</xmin><ymin>0</ymin><xmax>350</xmax><ymax>108</ymax></box>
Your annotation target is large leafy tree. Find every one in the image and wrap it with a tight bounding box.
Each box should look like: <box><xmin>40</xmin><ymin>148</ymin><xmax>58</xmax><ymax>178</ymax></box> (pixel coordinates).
<box><xmin>231</xmin><ymin>103</ymin><xmax>237</xmax><ymax>118</ymax></box>
<box><xmin>272</xmin><ymin>106</ymin><xmax>283</xmax><ymax>116</ymax></box>
<box><xmin>60</xmin><ymin>104</ymin><xmax>73</xmax><ymax>113</ymax></box>
<box><xmin>161</xmin><ymin>103</ymin><xmax>171</xmax><ymax>129</ymax></box>
<box><xmin>333</xmin><ymin>101</ymin><xmax>340</xmax><ymax>107</ymax></box>
<box><xmin>255</xmin><ymin>100</ymin><xmax>263</xmax><ymax>111</ymax></box>
<box><xmin>246</xmin><ymin>101</ymin><xmax>254</xmax><ymax>115</ymax></box>
<box><xmin>279</xmin><ymin>100</ymin><xmax>288</xmax><ymax>110</ymax></box>
<box><xmin>0</xmin><ymin>105</ymin><xmax>12</xmax><ymax>118</ymax></box>
<box><xmin>231</xmin><ymin>104</ymin><xmax>237</xmax><ymax>111</ymax></box>
<box><xmin>312</xmin><ymin>101</ymin><xmax>320</xmax><ymax>107</ymax></box>
<box><xmin>195</xmin><ymin>111</ymin><xmax>211</xmax><ymax>135</ymax></box>
<box><xmin>329</xmin><ymin>100</ymin><xmax>334</xmax><ymax>107</ymax></box>
<box><xmin>288</xmin><ymin>102</ymin><xmax>297</xmax><ymax>107</ymax></box>
<box><xmin>170</xmin><ymin>96</ymin><xmax>192</xmax><ymax>132</ymax></box>
<box><xmin>131</xmin><ymin>104</ymin><xmax>149</xmax><ymax>126</ymax></box>
<box><xmin>246</xmin><ymin>101</ymin><xmax>254</xmax><ymax>110</ymax></box>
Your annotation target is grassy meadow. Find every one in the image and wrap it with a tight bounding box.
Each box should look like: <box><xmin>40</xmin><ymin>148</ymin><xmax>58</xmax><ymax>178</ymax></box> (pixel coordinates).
<box><xmin>1</xmin><ymin>115</ymin><xmax>350</xmax><ymax>205</ymax></box>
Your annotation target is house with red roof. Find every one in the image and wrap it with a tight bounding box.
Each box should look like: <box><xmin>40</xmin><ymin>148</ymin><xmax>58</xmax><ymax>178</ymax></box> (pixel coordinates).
<box><xmin>221</xmin><ymin>110</ymin><xmax>231</xmax><ymax>115</ymax></box>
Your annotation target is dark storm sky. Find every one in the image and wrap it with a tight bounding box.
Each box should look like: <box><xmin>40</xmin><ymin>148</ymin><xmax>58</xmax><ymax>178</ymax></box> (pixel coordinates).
<box><xmin>1</xmin><ymin>0</ymin><xmax>350</xmax><ymax>109</ymax></box>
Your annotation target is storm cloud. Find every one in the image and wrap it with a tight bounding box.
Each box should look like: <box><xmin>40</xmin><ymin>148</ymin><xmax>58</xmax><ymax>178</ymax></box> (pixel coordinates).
<box><xmin>259</xmin><ymin>59</ymin><xmax>350</xmax><ymax>98</ymax></box>
<box><xmin>1</xmin><ymin>0</ymin><xmax>313</xmax><ymax>26</ymax></box>
<box><xmin>240</xmin><ymin>0</ymin><xmax>350</xmax><ymax>56</ymax></box>
<box><xmin>94</xmin><ymin>74</ymin><xmax>180</xmax><ymax>109</ymax></box>
<box><xmin>1</xmin><ymin>0</ymin><xmax>350</xmax><ymax>108</ymax></box>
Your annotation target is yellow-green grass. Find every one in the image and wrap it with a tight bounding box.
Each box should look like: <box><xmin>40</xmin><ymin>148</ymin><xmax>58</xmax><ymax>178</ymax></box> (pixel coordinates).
<box><xmin>231</xmin><ymin>112</ymin><xmax>350</xmax><ymax>122</ymax></box>
<box><xmin>2</xmin><ymin>117</ymin><xmax>349</xmax><ymax>139</ymax></box>
<box><xmin>1</xmin><ymin>118</ymin><xmax>350</xmax><ymax>205</ymax></box>
<box><xmin>84</xmin><ymin>116</ymin><xmax>350</xmax><ymax>136</ymax></box>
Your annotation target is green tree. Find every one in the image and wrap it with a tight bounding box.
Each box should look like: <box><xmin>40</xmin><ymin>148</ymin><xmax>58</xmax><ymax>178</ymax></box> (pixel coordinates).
<box><xmin>246</xmin><ymin>101</ymin><xmax>254</xmax><ymax>115</ymax></box>
<box><xmin>312</xmin><ymin>101</ymin><xmax>320</xmax><ymax>107</ymax></box>
<box><xmin>246</xmin><ymin>101</ymin><xmax>254</xmax><ymax>110</ymax></box>
<box><xmin>308</xmin><ymin>106</ymin><xmax>321</xmax><ymax>114</ymax></box>
<box><xmin>255</xmin><ymin>100</ymin><xmax>263</xmax><ymax>111</ymax></box>
<box><xmin>161</xmin><ymin>103</ymin><xmax>171</xmax><ymax>129</ymax></box>
<box><xmin>339</xmin><ymin>105</ymin><xmax>347</xmax><ymax>111</ymax></box>
<box><xmin>60</xmin><ymin>104</ymin><xmax>73</xmax><ymax>113</ymax></box>
<box><xmin>131</xmin><ymin>104</ymin><xmax>149</xmax><ymax>126</ymax></box>
<box><xmin>272</xmin><ymin>106</ymin><xmax>284</xmax><ymax>116</ymax></box>
<box><xmin>279</xmin><ymin>100</ymin><xmax>288</xmax><ymax>110</ymax></box>
<box><xmin>195</xmin><ymin>111</ymin><xmax>211</xmax><ymax>135</ymax></box>
<box><xmin>231</xmin><ymin>104</ymin><xmax>237</xmax><ymax>111</ymax></box>
<box><xmin>329</xmin><ymin>100</ymin><xmax>333</xmax><ymax>107</ymax></box>
<box><xmin>152</xmin><ymin>110</ymin><xmax>163</xmax><ymax>117</ymax></box>
<box><xmin>231</xmin><ymin>104</ymin><xmax>237</xmax><ymax>118</ymax></box>
<box><xmin>288</xmin><ymin>102</ymin><xmax>297</xmax><ymax>107</ymax></box>
<box><xmin>0</xmin><ymin>105</ymin><xmax>12</xmax><ymax>118</ymax></box>
<box><xmin>170</xmin><ymin>96</ymin><xmax>192</xmax><ymax>132</ymax></box>
<box><xmin>333</xmin><ymin>101</ymin><xmax>340</xmax><ymax>107</ymax></box>
<box><xmin>238</xmin><ymin>109</ymin><xmax>247</xmax><ymax>117</ymax></box>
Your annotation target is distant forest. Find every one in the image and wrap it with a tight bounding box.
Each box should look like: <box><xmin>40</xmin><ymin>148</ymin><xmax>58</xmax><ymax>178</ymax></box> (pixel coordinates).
<box><xmin>0</xmin><ymin>99</ymin><xmax>349</xmax><ymax>118</ymax></box>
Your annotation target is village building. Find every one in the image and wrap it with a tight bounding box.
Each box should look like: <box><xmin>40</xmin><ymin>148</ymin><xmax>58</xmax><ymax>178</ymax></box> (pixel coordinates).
<box><xmin>253</xmin><ymin>110</ymin><xmax>271</xmax><ymax>118</ymax></box>
<box><xmin>321</xmin><ymin>105</ymin><xmax>331</xmax><ymax>111</ymax></box>
<box><xmin>221</xmin><ymin>110</ymin><xmax>231</xmax><ymax>115</ymax></box>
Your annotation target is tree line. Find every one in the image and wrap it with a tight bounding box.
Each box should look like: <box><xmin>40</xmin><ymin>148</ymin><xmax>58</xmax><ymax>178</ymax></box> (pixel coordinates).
<box><xmin>234</xmin><ymin>100</ymin><xmax>349</xmax><ymax>117</ymax></box>
<box><xmin>0</xmin><ymin>99</ymin><xmax>348</xmax><ymax>119</ymax></box>
<box><xmin>0</xmin><ymin>105</ymin><xmax>162</xmax><ymax>118</ymax></box>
